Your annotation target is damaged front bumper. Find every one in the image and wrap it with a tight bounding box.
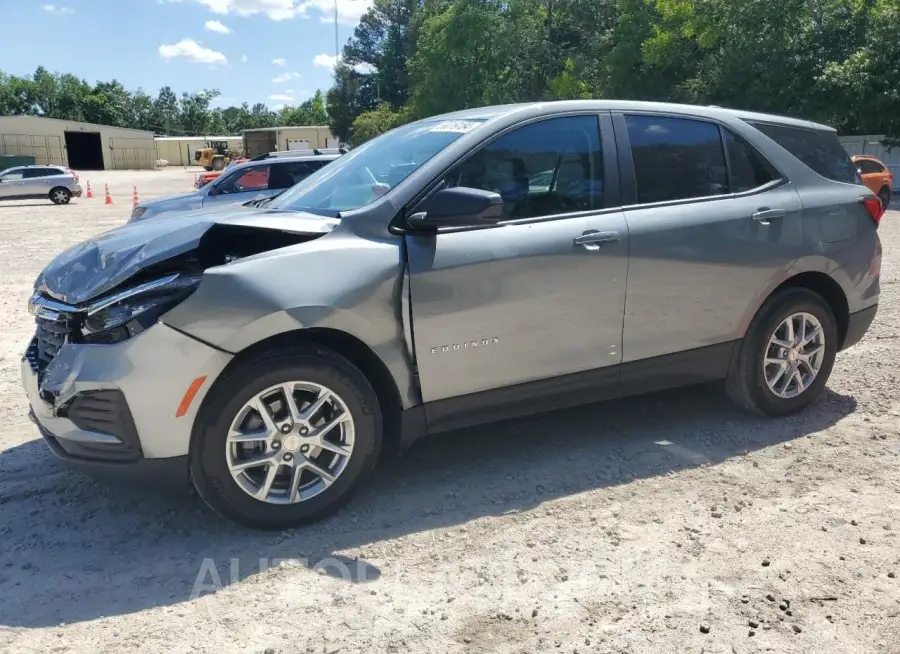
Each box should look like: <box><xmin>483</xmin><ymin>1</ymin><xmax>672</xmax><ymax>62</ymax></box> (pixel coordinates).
<box><xmin>21</xmin><ymin>322</ymin><xmax>233</xmax><ymax>476</ymax></box>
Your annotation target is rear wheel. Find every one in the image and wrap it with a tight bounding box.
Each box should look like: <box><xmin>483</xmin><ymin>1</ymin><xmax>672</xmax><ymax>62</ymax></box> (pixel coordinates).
<box><xmin>190</xmin><ymin>346</ymin><xmax>382</xmax><ymax>530</ymax></box>
<box><xmin>726</xmin><ymin>288</ymin><xmax>837</xmax><ymax>416</ymax></box>
<box><xmin>879</xmin><ymin>186</ymin><xmax>891</xmax><ymax>210</ymax></box>
<box><xmin>49</xmin><ymin>187</ymin><xmax>71</xmax><ymax>205</ymax></box>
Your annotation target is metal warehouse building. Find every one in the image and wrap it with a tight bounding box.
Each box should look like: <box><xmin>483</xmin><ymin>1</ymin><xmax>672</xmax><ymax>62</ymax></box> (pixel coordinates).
<box><xmin>241</xmin><ymin>126</ymin><xmax>340</xmax><ymax>158</ymax></box>
<box><xmin>155</xmin><ymin>135</ymin><xmax>244</xmax><ymax>167</ymax></box>
<box><xmin>0</xmin><ymin>115</ymin><xmax>157</xmax><ymax>170</ymax></box>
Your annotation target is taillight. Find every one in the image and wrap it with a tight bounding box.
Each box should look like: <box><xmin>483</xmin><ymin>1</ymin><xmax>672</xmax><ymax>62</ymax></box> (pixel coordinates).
<box><xmin>862</xmin><ymin>196</ymin><xmax>884</xmax><ymax>226</ymax></box>
<box><xmin>68</xmin><ymin>168</ymin><xmax>79</xmax><ymax>181</ymax></box>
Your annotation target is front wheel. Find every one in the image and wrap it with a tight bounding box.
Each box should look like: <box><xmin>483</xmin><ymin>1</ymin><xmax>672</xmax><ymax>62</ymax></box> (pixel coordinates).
<box><xmin>190</xmin><ymin>346</ymin><xmax>383</xmax><ymax>529</ymax></box>
<box><xmin>726</xmin><ymin>288</ymin><xmax>838</xmax><ymax>416</ymax></box>
<box><xmin>49</xmin><ymin>187</ymin><xmax>71</xmax><ymax>205</ymax></box>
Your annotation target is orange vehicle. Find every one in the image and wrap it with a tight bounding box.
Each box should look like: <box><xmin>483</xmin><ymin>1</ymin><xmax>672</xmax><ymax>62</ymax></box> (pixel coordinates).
<box><xmin>194</xmin><ymin>157</ymin><xmax>248</xmax><ymax>189</ymax></box>
<box><xmin>852</xmin><ymin>155</ymin><xmax>893</xmax><ymax>209</ymax></box>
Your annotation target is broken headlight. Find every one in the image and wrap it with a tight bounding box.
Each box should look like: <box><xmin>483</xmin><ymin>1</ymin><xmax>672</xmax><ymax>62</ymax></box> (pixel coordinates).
<box><xmin>81</xmin><ymin>273</ymin><xmax>201</xmax><ymax>343</ymax></box>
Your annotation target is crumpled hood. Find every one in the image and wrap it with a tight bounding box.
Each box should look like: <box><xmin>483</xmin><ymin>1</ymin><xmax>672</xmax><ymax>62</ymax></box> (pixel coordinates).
<box><xmin>35</xmin><ymin>207</ymin><xmax>339</xmax><ymax>305</ymax></box>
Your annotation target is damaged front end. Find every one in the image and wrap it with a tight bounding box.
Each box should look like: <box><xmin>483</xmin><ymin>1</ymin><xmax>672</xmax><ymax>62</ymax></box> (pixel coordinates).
<box><xmin>25</xmin><ymin>210</ymin><xmax>336</xmax><ymax>419</ymax></box>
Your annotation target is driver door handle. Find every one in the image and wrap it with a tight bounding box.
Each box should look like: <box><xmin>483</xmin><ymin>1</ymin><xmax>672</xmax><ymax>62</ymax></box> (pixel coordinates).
<box><xmin>751</xmin><ymin>208</ymin><xmax>786</xmax><ymax>224</ymax></box>
<box><xmin>574</xmin><ymin>230</ymin><xmax>620</xmax><ymax>251</ymax></box>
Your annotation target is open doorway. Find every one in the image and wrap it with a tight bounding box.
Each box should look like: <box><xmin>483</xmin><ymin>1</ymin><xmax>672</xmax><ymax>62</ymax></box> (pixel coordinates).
<box><xmin>64</xmin><ymin>131</ymin><xmax>104</xmax><ymax>170</ymax></box>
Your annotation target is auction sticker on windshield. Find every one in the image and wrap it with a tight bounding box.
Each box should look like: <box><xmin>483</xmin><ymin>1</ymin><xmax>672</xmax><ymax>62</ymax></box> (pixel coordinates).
<box><xmin>426</xmin><ymin>120</ymin><xmax>482</xmax><ymax>133</ymax></box>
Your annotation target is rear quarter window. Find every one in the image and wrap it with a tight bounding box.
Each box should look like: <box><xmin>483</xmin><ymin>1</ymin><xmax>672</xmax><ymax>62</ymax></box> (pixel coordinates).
<box><xmin>747</xmin><ymin>121</ymin><xmax>857</xmax><ymax>184</ymax></box>
<box><xmin>857</xmin><ymin>160</ymin><xmax>885</xmax><ymax>175</ymax></box>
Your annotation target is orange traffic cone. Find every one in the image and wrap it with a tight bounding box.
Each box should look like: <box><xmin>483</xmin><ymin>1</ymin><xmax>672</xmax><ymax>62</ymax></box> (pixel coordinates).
<box><xmin>85</xmin><ymin>181</ymin><xmax>94</xmax><ymax>199</ymax></box>
<box><xmin>132</xmin><ymin>186</ymin><xmax>139</xmax><ymax>208</ymax></box>
<box><xmin>104</xmin><ymin>183</ymin><xmax>113</xmax><ymax>205</ymax></box>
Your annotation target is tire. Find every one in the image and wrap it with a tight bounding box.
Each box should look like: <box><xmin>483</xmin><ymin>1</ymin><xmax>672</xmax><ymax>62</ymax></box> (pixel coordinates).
<box><xmin>190</xmin><ymin>346</ymin><xmax>382</xmax><ymax>530</ymax></box>
<box><xmin>879</xmin><ymin>186</ymin><xmax>891</xmax><ymax>210</ymax></box>
<box><xmin>726</xmin><ymin>287</ymin><xmax>838</xmax><ymax>417</ymax></box>
<box><xmin>49</xmin><ymin>187</ymin><xmax>71</xmax><ymax>205</ymax></box>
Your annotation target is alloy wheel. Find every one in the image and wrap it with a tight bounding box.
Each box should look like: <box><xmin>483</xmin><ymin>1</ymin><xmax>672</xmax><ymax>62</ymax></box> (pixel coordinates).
<box><xmin>225</xmin><ymin>381</ymin><xmax>355</xmax><ymax>504</ymax></box>
<box><xmin>763</xmin><ymin>312</ymin><xmax>826</xmax><ymax>399</ymax></box>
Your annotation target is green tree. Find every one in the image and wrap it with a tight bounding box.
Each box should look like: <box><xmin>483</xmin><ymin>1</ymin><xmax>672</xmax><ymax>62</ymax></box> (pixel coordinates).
<box><xmin>326</xmin><ymin>63</ymin><xmax>380</xmax><ymax>142</ymax></box>
<box><xmin>546</xmin><ymin>58</ymin><xmax>592</xmax><ymax>100</ymax></box>
<box><xmin>349</xmin><ymin>102</ymin><xmax>412</xmax><ymax>144</ymax></box>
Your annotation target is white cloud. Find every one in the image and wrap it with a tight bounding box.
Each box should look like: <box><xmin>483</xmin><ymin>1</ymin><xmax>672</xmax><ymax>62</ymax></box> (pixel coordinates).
<box><xmin>272</xmin><ymin>58</ymin><xmax>287</xmax><ymax>67</ymax></box>
<box><xmin>168</xmin><ymin>0</ymin><xmax>299</xmax><ymax>21</ymax></box>
<box><xmin>312</xmin><ymin>53</ymin><xmax>339</xmax><ymax>69</ymax></box>
<box><xmin>284</xmin><ymin>89</ymin><xmax>296</xmax><ymax>94</ymax></box>
<box><xmin>269</xmin><ymin>94</ymin><xmax>295</xmax><ymax>103</ymax></box>
<box><xmin>158</xmin><ymin>39</ymin><xmax>227</xmax><ymax>65</ymax></box>
<box><xmin>300</xmin><ymin>0</ymin><xmax>372</xmax><ymax>25</ymax></box>
<box><xmin>272</xmin><ymin>71</ymin><xmax>300</xmax><ymax>84</ymax></box>
<box><xmin>240</xmin><ymin>54</ymin><xmax>248</xmax><ymax>63</ymax></box>
<box><xmin>42</xmin><ymin>4</ymin><xmax>74</xmax><ymax>13</ymax></box>
<box><xmin>164</xmin><ymin>0</ymin><xmax>372</xmax><ymax>24</ymax></box>
<box><xmin>204</xmin><ymin>19</ymin><xmax>232</xmax><ymax>33</ymax></box>
<box><xmin>312</xmin><ymin>53</ymin><xmax>374</xmax><ymax>74</ymax></box>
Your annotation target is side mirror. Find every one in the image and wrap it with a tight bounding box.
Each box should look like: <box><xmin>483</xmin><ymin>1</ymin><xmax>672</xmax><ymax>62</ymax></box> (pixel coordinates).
<box><xmin>206</xmin><ymin>184</ymin><xmax>218</xmax><ymax>196</ymax></box>
<box><xmin>407</xmin><ymin>187</ymin><xmax>504</xmax><ymax>230</ymax></box>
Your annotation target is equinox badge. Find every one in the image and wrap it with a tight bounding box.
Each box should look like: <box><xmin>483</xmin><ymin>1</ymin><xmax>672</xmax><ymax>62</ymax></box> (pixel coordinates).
<box><xmin>431</xmin><ymin>337</ymin><xmax>500</xmax><ymax>354</ymax></box>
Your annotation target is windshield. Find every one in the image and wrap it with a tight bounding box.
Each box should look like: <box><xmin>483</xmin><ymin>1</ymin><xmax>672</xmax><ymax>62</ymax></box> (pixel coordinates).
<box><xmin>268</xmin><ymin>118</ymin><xmax>486</xmax><ymax>215</ymax></box>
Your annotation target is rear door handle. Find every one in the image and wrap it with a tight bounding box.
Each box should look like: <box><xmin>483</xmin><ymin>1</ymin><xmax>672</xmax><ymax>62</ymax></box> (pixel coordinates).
<box><xmin>574</xmin><ymin>230</ymin><xmax>620</xmax><ymax>251</ymax></box>
<box><xmin>752</xmin><ymin>208</ymin><xmax>787</xmax><ymax>225</ymax></box>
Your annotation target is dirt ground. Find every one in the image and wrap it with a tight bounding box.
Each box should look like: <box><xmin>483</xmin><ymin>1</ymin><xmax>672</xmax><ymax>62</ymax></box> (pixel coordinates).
<box><xmin>0</xmin><ymin>167</ymin><xmax>898</xmax><ymax>654</ymax></box>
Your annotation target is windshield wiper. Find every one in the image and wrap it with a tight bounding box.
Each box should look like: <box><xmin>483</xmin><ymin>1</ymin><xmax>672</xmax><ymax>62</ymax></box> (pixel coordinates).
<box><xmin>245</xmin><ymin>192</ymin><xmax>283</xmax><ymax>209</ymax></box>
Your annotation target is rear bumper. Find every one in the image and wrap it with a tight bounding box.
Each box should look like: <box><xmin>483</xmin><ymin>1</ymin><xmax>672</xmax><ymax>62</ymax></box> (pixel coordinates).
<box><xmin>841</xmin><ymin>304</ymin><xmax>878</xmax><ymax>351</ymax></box>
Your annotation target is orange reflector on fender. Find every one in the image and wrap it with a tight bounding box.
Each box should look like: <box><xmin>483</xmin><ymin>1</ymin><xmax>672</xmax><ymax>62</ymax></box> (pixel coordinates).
<box><xmin>176</xmin><ymin>376</ymin><xmax>207</xmax><ymax>418</ymax></box>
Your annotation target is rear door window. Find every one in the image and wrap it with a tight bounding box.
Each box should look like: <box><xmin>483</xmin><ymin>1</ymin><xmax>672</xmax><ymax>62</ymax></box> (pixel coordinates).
<box><xmin>748</xmin><ymin>122</ymin><xmax>857</xmax><ymax>184</ymax></box>
<box><xmin>625</xmin><ymin>115</ymin><xmax>728</xmax><ymax>204</ymax></box>
<box><xmin>268</xmin><ymin>161</ymin><xmax>321</xmax><ymax>190</ymax></box>
<box><xmin>23</xmin><ymin>168</ymin><xmax>52</xmax><ymax>178</ymax></box>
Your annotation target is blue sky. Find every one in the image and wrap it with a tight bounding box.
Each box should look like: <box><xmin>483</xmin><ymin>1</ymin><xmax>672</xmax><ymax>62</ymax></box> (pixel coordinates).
<box><xmin>0</xmin><ymin>0</ymin><xmax>373</xmax><ymax>109</ymax></box>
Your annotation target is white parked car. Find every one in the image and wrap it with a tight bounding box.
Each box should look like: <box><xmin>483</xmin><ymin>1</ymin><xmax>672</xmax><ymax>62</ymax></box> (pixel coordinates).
<box><xmin>0</xmin><ymin>165</ymin><xmax>83</xmax><ymax>204</ymax></box>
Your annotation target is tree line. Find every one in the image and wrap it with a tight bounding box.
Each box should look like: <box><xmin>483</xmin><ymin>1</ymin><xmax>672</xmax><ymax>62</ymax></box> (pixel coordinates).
<box><xmin>0</xmin><ymin>67</ymin><xmax>328</xmax><ymax>135</ymax></box>
<box><xmin>2</xmin><ymin>1</ymin><xmax>897</xmax><ymax>147</ymax></box>
<box><xmin>329</xmin><ymin>0</ymin><xmax>900</xmax><ymax>145</ymax></box>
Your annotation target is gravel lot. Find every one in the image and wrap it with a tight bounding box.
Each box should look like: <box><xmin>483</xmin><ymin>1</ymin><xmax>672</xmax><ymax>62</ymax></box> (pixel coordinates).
<box><xmin>0</xmin><ymin>168</ymin><xmax>898</xmax><ymax>654</ymax></box>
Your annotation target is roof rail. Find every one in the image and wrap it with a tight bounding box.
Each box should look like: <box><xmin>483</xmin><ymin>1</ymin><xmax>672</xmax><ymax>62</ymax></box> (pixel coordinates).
<box><xmin>250</xmin><ymin>147</ymin><xmax>349</xmax><ymax>161</ymax></box>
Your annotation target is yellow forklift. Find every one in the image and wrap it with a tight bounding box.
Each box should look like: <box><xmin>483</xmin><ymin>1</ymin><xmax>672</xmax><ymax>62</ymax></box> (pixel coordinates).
<box><xmin>194</xmin><ymin>140</ymin><xmax>232</xmax><ymax>171</ymax></box>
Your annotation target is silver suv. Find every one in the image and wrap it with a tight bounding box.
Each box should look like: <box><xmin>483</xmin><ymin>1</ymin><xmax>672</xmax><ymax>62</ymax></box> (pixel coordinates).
<box><xmin>0</xmin><ymin>165</ymin><xmax>82</xmax><ymax>204</ymax></box>
<box><xmin>22</xmin><ymin>101</ymin><xmax>882</xmax><ymax>529</ymax></box>
<box><xmin>130</xmin><ymin>154</ymin><xmax>341</xmax><ymax>222</ymax></box>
